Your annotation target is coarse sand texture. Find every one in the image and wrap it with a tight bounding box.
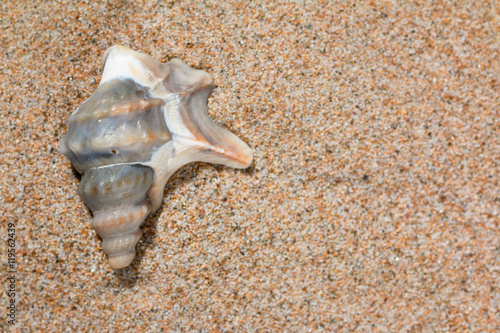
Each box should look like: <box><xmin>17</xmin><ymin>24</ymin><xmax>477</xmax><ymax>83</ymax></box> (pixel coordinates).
<box><xmin>1</xmin><ymin>1</ymin><xmax>498</xmax><ymax>331</ymax></box>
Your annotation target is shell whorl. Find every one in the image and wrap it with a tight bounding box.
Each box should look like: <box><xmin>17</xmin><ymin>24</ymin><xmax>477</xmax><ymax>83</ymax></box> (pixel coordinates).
<box><xmin>92</xmin><ymin>202</ymin><xmax>149</xmax><ymax>269</ymax></box>
<box><xmin>78</xmin><ymin>164</ymin><xmax>154</xmax><ymax>269</ymax></box>
<box><xmin>61</xmin><ymin>78</ymin><xmax>172</xmax><ymax>174</ymax></box>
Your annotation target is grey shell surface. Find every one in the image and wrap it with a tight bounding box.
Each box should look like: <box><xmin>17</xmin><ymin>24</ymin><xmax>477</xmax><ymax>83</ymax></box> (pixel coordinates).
<box><xmin>60</xmin><ymin>45</ymin><xmax>253</xmax><ymax>269</ymax></box>
<box><xmin>78</xmin><ymin>164</ymin><xmax>154</xmax><ymax>211</ymax></box>
<box><xmin>63</xmin><ymin>79</ymin><xmax>171</xmax><ymax>174</ymax></box>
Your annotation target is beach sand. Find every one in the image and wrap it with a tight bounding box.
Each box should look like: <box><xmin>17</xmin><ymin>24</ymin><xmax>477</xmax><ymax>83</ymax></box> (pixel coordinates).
<box><xmin>1</xmin><ymin>1</ymin><xmax>499</xmax><ymax>331</ymax></box>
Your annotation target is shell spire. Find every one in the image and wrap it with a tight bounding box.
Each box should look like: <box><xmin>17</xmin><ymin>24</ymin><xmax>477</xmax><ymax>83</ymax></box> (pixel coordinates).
<box><xmin>60</xmin><ymin>45</ymin><xmax>252</xmax><ymax>269</ymax></box>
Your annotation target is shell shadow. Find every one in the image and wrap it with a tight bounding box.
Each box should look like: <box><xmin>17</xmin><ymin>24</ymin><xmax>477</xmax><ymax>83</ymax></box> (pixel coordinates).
<box><xmin>70</xmin><ymin>164</ymin><xmax>82</xmax><ymax>181</ymax></box>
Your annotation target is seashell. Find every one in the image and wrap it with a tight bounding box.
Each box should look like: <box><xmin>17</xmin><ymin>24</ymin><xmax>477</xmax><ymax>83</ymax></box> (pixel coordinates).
<box><xmin>60</xmin><ymin>45</ymin><xmax>253</xmax><ymax>269</ymax></box>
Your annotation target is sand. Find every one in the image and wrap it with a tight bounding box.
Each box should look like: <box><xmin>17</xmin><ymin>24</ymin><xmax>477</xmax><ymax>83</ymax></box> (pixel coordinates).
<box><xmin>1</xmin><ymin>0</ymin><xmax>499</xmax><ymax>331</ymax></box>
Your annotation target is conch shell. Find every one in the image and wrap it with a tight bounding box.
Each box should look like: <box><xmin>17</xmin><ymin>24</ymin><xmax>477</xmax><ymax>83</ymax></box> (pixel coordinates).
<box><xmin>60</xmin><ymin>45</ymin><xmax>252</xmax><ymax>269</ymax></box>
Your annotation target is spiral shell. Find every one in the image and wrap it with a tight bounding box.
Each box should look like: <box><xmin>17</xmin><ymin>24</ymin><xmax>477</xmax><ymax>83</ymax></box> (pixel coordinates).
<box><xmin>60</xmin><ymin>45</ymin><xmax>253</xmax><ymax>269</ymax></box>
